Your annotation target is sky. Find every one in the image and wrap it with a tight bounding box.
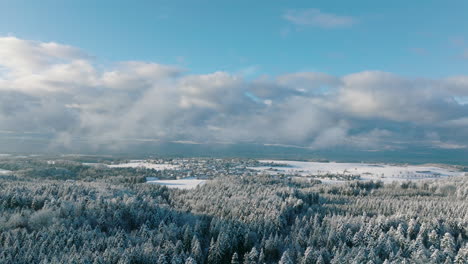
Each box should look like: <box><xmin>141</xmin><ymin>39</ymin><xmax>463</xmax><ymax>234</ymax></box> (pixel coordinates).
<box><xmin>1</xmin><ymin>0</ymin><xmax>468</xmax><ymax>156</ymax></box>
<box><xmin>2</xmin><ymin>0</ymin><xmax>468</xmax><ymax>77</ymax></box>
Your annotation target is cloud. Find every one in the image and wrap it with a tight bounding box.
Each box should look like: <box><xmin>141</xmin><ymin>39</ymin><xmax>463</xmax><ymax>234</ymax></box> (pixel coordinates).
<box><xmin>0</xmin><ymin>37</ymin><xmax>88</xmax><ymax>76</ymax></box>
<box><xmin>336</xmin><ymin>71</ymin><xmax>456</xmax><ymax>123</ymax></box>
<box><xmin>444</xmin><ymin>76</ymin><xmax>468</xmax><ymax>95</ymax></box>
<box><xmin>283</xmin><ymin>8</ymin><xmax>357</xmax><ymax>29</ymax></box>
<box><xmin>1</xmin><ymin>37</ymin><xmax>468</xmax><ymax>152</ymax></box>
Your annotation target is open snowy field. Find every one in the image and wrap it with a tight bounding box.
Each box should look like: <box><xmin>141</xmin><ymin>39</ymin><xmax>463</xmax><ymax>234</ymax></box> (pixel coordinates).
<box><xmin>252</xmin><ymin>160</ymin><xmax>465</xmax><ymax>182</ymax></box>
<box><xmin>106</xmin><ymin>160</ymin><xmax>179</xmax><ymax>170</ymax></box>
<box><xmin>0</xmin><ymin>169</ymin><xmax>11</xmax><ymax>175</ymax></box>
<box><xmin>146</xmin><ymin>178</ymin><xmax>206</xmax><ymax>190</ymax></box>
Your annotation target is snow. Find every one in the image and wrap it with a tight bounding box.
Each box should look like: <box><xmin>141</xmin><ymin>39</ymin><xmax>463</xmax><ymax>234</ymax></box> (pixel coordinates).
<box><xmin>252</xmin><ymin>160</ymin><xmax>465</xmax><ymax>183</ymax></box>
<box><xmin>0</xmin><ymin>169</ymin><xmax>12</xmax><ymax>175</ymax></box>
<box><xmin>106</xmin><ymin>161</ymin><xmax>179</xmax><ymax>170</ymax></box>
<box><xmin>82</xmin><ymin>162</ymin><xmax>108</xmax><ymax>168</ymax></box>
<box><xmin>147</xmin><ymin>178</ymin><xmax>206</xmax><ymax>190</ymax></box>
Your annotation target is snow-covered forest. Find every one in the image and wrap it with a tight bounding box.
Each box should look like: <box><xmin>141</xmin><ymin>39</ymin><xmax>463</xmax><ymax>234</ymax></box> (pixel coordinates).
<box><xmin>0</xmin><ymin>156</ymin><xmax>467</xmax><ymax>263</ymax></box>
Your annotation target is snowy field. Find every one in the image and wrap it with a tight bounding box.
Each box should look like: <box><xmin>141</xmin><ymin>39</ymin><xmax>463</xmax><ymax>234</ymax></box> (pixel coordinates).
<box><xmin>252</xmin><ymin>160</ymin><xmax>465</xmax><ymax>183</ymax></box>
<box><xmin>0</xmin><ymin>169</ymin><xmax>12</xmax><ymax>175</ymax></box>
<box><xmin>91</xmin><ymin>160</ymin><xmax>179</xmax><ymax>170</ymax></box>
<box><xmin>146</xmin><ymin>178</ymin><xmax>206</xmax><ymax>190</ymax></box>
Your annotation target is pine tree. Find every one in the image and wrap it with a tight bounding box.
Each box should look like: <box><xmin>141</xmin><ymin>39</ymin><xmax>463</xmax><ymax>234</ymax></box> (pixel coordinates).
<box><xmin>185</xmin><ymin>257</ymin><xmax>197</xmax><ymax>264</ymax></box>
<box><xmin>191</xmin><ymin>237</ymin><xmax>203</xmax><ymax>264</ymax></box>
<box><xmin>157</xmin><ymin>254</ymin><xmax>169</xmax><ymax>264</ymax></box>
<box><xmin>441</xmin><ymin>233</ymin><xmax>456</xmax><ymax>259</ymax></box>
<box><xmin>428</xmin><ymin>230</ymin><xmax>439</xmax><ymax>247</ymax></box>
<box><xmin>454</xmin><ymin>243</ymin><xmax>468</xmax><ymax>264</ymax></box>
<box><xmin>231</xmin><ymin>252</ymin><xmax>240</xmax><ymax>264</ymax></box>
<box><xmin>301</xmin><ymin>247</ymin><xmax>314</xmax><ymax>264</ymax></box>
<box><xmin>183</xmin><ymin>226</ymin><xmax>193</xmax><ymax>251</ymax></box>
<box><xmin>279</xmin><ymin>250</ymin><xmax>293</xmax><ymax>264</ymax></box>
<box><xmin>207</xmin><ymin>238</ymin><xmax>220</xmax><ymax>264</ymax></box>
<box><xmin>258</xmin><ymin>249</ymin><xmax>266</xmax><ymax>264</ymax></box>
<box><xmin>247</xmin><ymin>247</ymin><xmax>259</xmax><ymax>264</ymax></box>
<box><xmin>316</xmin><ymin>254</ymin><xmax>325</xmax><ymax>264</ymax></box>
<box><xmin>407</xmin><ymin>218</ymin><xmax>419</xmax><ymax>240</ymax></box>
<box><xmin>443</xmin><ymin>256</ymin><xmax>452</xmax><ymax>264</ymax></box>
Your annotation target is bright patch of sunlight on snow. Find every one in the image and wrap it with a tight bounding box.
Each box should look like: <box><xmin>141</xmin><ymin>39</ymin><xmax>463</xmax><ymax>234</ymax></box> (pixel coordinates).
<box><xmin>0</xmin><ymin>169</ymin><xmax>12</xmax><ymax>175</ymax></box>
<box><xmin>146</xmin><ymin>178</ymin><xmax>206</xmax><ymax>190</ymax></box>
<box><xmin>252</xmin><ymin>160</ymin><xmax>465</xmax><ymax>183</ymax></box>
<box><xmin>107</xmin><ymin>160</ymin><xmax>179</xmax><ymax>170</ymax></box>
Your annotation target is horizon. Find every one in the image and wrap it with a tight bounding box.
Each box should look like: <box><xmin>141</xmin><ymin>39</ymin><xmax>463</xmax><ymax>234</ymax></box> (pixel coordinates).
<box><xmin>3</xmin><ymin>140</ymin><xmax>468</xmax><ymax>166</ymax></box>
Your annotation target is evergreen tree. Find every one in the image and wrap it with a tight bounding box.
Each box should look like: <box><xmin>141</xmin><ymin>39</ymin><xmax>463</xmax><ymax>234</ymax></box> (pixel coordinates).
<box><xmin>258</xmin><ymin>249</ymin><xmax>266</xmax><ymax>264</ymax></box>
<box><xmin>454</xmin><ymin>243</ymin><xmax>468</xmax><ymax>264</ymax></box>
<box><xmin>231</xmin><ymin>252</ymin><xmax>240</xmax><ymax>264</ymax></box>
<box><xmin>207</xmin><ymin>238</ymin><xmax>220</xmax><ymax>264</ymax></box>
<box><xmin>185</xmin><ymin>257</ymin><xmax>197</xmax><ymax>264</ymax></box>
<box><xmin>279</xmin><ymin>250</ymin><xmax>293</xmax><ymax>264</ymax></box>
<box><xmin>441</xmin><ymin>233</ymin><xmax>456</xmax><ymax>259</ymax></box>
<box><xmin>301</xmin><ymin>247</ymin><xmax>314</xmax><ymax>264</ymax></box>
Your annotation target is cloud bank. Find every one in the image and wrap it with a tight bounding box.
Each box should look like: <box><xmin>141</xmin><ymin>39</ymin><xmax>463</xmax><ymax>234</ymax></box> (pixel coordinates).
<box><xmin>1</xmin><ymin>37</ymin><xmax>468</xmax><ymax>152</ymax></box>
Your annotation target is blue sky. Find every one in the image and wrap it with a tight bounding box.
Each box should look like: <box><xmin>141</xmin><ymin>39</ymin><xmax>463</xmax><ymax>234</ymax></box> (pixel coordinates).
<box><xmin>1</xmin><ymin>0</ymin><xmax>467</xmax><ymax>78</ymax></box>
<box><xmin>1</xmin><ymin>1</ymin><xmax>468</xmax><ymax>155</ymax></box>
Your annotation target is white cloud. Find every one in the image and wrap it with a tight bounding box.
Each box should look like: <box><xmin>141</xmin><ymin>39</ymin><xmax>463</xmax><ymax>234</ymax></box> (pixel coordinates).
<box><xmin>337</xmin><ymin>71</ymin><xmax>456</xmax><ymax>123</ymax></box>
<box><xmin>0</xmin><ymin>37</ymin><xmax>87</xmax><ymax>75</ymax></box>
<box><xmin>1</xmin><ymin>37</ymin><xmax>468</xmax><ymax>151</ymax></box>
<box><xmin>283</xmin><ymin>8</ymin><xmax>357</xmax><ymax>29</ymax></box>
<box><xmin>444</xmin><ymin>76</ymin><xmax>468</xmax><ymax>95</ymax></box>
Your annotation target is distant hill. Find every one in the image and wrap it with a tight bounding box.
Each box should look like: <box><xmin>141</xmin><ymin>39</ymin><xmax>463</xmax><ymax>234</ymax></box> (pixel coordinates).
<box><xmin>2</xmin><ymin>137</ymin><xmax>468</xmax><ymax>166</ymax></box>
